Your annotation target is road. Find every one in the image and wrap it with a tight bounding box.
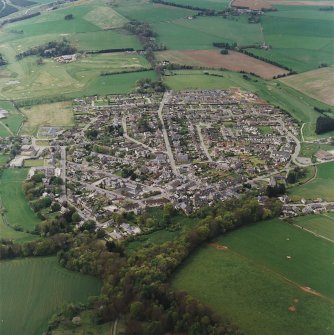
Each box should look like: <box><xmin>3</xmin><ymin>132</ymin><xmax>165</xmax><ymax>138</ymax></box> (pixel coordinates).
<box><xmin>157</xmin><ymin>91</ymin><xmax>180</xmax><ymax>176</ymax></box>
<box><xmin>196</xmin><ymin>124</ymin><xmax>213</xmax><ymax>162</ymax></box>
<box><xmin>60</xmin><ymin>146</ymin><xmax>67</xmax><ymax>200</ymax></box>
<box><xmin>122</xmin><ymin>116</ymin><xmax>158</xmax><ymax>153</ymax></box>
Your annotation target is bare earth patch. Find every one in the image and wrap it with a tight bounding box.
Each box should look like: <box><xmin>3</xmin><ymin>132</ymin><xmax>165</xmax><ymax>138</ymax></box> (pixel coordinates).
<box><xmin>159</xmin><ymin>49</ymin><xmax>289</xmax><ymax>79</ymax></box>
<box><xmin>280</xmin><ymin>67</ymin><xmax>334</xmax><ymax>106</ymax></box>
<box><xmin>232</xmin><ymin>0</ymin><xmax>334</xmax><ymax>10</ymax></box>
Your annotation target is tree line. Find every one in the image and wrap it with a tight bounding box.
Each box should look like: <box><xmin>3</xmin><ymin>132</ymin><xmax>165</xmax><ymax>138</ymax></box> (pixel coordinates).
<box><xmin>316</xmin><ymin>115</ymin><xmax>334</xmax><ymax>134</ymax></box>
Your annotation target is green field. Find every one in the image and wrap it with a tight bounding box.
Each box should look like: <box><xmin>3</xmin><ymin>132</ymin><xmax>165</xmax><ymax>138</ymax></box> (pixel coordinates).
<box><xmin>172</xmin><ymin>219</ymin><xmax>334</xmax><ymax>335</ymax></box>
<box><xmin>0</xmin><ymin>214</ymin><xmax>38</xmax><ymax>243</ymax></box>
<box><xmin>153</xmin><ymin>15</ymin><xmax>263</xmax><ymax>50</ymax></box>
<box><xmin>163</xmin><ymin>70</ymin><xmax>334</xmax><ymax>140</ymax></box>
<box><xmin>289</xmin><ymin>162</ymin><xmax>334</xmax><ymax>201</ymax></box>
<box><xmin>0</xmin><ymin>257</ymin><xmax>101</xmax><ymax>335</ymax></box>
<box><xmin>299</xmin><ymin>142</ymin><xmax>334</xmax><ymax>158</ymax></box>
<box><xmin>253</xmin><ymin>6</ymin><xmax>334</xmax><ymax>72</ymax></box>
<box><xmin>0</xmin><ymin>168</ymin><xmax>40</xmax><ymax>231</ymax></box>
<box><xmin>292</xmin><ymin>214</ymin><xmax>334</xmax><ymax>241</ymax></box>
<box><xmin>168</xmin><ymin>0</ymin><xmax>229</xmax><ymax>10</ymax></box>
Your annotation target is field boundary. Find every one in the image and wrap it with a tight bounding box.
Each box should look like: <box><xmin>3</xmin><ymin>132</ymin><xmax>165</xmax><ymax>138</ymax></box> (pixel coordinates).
<box><xmin>293</xmin><ymin>223</ymin><xmax>334</xmax><ymax>244</ymax></box>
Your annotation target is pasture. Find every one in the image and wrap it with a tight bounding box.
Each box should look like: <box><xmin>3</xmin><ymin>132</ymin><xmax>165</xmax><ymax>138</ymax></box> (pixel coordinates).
<box><xmin>153</xmin><ymin>15</ymin><xmax>263</xmax><ymax>50</ymax></box>
<box><xmin>289</xmin><ymin>162</ymin><xmax>334</xmax><ymax>201</ymax></box>
<box><xmin>0</xmin><ymin>168</ymin><xmax>40</xmax><ymax>231</ymax></box>
<box><xmin>0</xmin><ymin>215</ymin><xmax>38</xmax><ymax>243</ymax></box>
<box><xmin>292</xmin><ymin>214</ymin><xmax>334</xmax><ymax>241</ymax></box>
<box><xmin>251</xmin><ymin>7</ymin><xmax>334</xmax><ymax>72</ymax></box>
<box><xmin>0</xmin><ymin>257</ymin><xmax>101</xmax><ymax>335</ymax></box>
<box><xmin>157</xmin><ymin>49</ymin><xmax>289</xmax><ymax>79</ymax></box>
<box><xmin>280</xmin><ymin>67</ymin><xmax>334</xmax><ymax>106</ymax></box>
<box><xmin>21</xmin><ymin>101</ymin><xmax>73</xmax><ymax>135</ymax></box>
<box><xmin>172</xmin><ymin>218</ymin><xmax>334</xmax><ymax>335</ymax></box>
<box><xmin>0</xmin><ymin>53</ymin><xmax>152</xmax><ymax>101</ymax></box>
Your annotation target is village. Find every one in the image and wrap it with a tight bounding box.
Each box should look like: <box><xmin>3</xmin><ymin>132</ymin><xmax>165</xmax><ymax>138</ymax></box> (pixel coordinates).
<box><xmin>1</xmin><ymin>89</ymin><xmax>334</xmax><ymax>238</ymax></box>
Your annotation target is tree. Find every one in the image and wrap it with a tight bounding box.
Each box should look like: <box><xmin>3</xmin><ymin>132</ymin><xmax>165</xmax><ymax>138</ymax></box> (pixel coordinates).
<box><xmin>64</xmin><ymin>14</ymin><xmax>74</xmax><ymax>20</ymax></box>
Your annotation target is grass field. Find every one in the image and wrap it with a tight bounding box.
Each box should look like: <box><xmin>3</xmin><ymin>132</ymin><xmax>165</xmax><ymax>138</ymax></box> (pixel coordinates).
<box><xmin>280</xmin><ymin>67</ymin><xmax>334</xmax><ymax>106</ymax></box>
<box><xmin>0</xmin><ymin>168</ymin><xmax>40</xmax><ymax>231</ymax></box>
<box><xmin>0</xmin><ymin>257</ymin><xmax>101</xmax><ymax>335</ymax></box>
<box><xmin>299</xmin><ymin>142</ymin><xmax>334</xmax><ymax>158</ymax></box>
<box><xmin>172</xmin><ymin>219</ymin><xmax>334</xmax><ymax>335</ymax></box>
<box><xmin>23</xmin><ymin>158</ymin><xmax>46</xmax><ymax>167</ymax></box>
<box><xmin>292</xmin><ymin>214</ymin><xmax>334</xmax><ymax>241</ymax></box>
<box><xmin>21</xmin><ymin>101</ymin><xmax>73</xmax><ymax>135</ymax></box>
<box><xmin>289</xmin><ymin>162</ymin><xmax>334</xmax><ymax>201</ymax></box>
<box><xmin>250</xmin><ymin>6</ymin><xmax>334</xmax><ymax>72</ymax></box>
<box><xmin>0</xmin><ymin>53</ymin><xmax>152</xmax><ymax>101</ymax></box>
<box><xmin>153</xmin><ymin>15</ymin><xmax>263</xmax><ymax>50</ymax></box>
<box><xmin>163</xmin><ymin>69</ymin><xmax>334</xmax><ymax>140</ymax></box>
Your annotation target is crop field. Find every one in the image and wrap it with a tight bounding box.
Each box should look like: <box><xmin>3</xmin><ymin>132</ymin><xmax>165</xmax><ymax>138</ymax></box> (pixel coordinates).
<box><xmin>0</xmin><ymin>168</ymin><xmax>40</xmax><ymax>231</ymax></box>
<box><xmin>250</xmin><ymin>6</ymin><xmax>334</xmax><ymax>72</ymax></box>
<box><xmin>157</xmin><ymin>49</ymin><xmax>289</xmax><ymax>79</ymax></box>
<box><xmin>280</xmin><ymin>67</ymin><xmax>334</xmax><ymax>106</ymax></box>
<box><xmin>153</xmin><ymin>16</ymin><xmax>263</xmax><ymax>50</ymax></box>
<box><xmin>289</xmin><ymin>162</ymin><xmax>334</xmax><ymax>201</ymax></box>
<box><xmin>0</xmin><ymin>257</ymin><xmax>101</xmax><ymax>335</ymax></box>
<box><xmin>172</xmin><ymin>219</ymin><xmax>334</xmax><ymax>335</ymax></box>
<box><xmin>163</xmin><ymin>70</ymin><xmax>334</xmax><ymax>140</ymax></box>
<box><xmin>21</xmin><ymin>101</ymin><xmax>73</xmax><ymax>135</ymax></box>
<box><xmin>292</xmin><ymin>214</ymin><xmax>334</xmax><ymax>241</ymax></box>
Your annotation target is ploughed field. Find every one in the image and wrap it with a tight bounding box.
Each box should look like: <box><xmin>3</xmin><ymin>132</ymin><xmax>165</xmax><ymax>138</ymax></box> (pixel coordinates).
<box><xmin>172</xmin><ymin>219</ymin><xmax>334</xmax><ymax>335</ymax></box>
<box><xmin>0</xmin><ymin>257</ymin><xmax>101</xmax><ymax>335</ymax></box>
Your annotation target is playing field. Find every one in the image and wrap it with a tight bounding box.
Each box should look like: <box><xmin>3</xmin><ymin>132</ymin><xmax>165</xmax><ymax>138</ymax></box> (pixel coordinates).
<box><xmin>172</xmin><ymin>219</ymin><xmax>334</xmax><ymax>335</ymax></box>
<box><xmin>0</xmin><ymin>168</ymin><xmax>40</xmax><ymax>231</ymax></box>
<box><xmin>21</xmin><ymin>101</ymin><xmax>73</xmax><ymax>135</ymax></box>
<box><xmin>0</xmin><ymin>257</ymin><xmax>101</xmax><ymax>335</ymax></box>
<box><xmin>157</xmin><ymin>49</ymin><xmax>289</xmax><ymax>79</ymax></box>
<box><xmin>289</xmin><ymin>162</ymin><xmax>334</xmax><ymax>201</ymax></box>
<box><xmin>280</xmin><ymin>67</ymin><xmax>334</xmax><ymax>106</ymax></box>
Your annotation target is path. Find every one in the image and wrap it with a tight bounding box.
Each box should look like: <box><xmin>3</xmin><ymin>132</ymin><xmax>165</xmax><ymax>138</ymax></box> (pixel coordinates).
<box><xmin>122</xmin><ymin>116</ymin><xmax>158</xmax><ymax>153</ymax></box>
<box><xmin>157</xmin><ymin>91</ymin><xmax>180</xmax><ymax>176</ymax></box>
<box><xmin>0</xmin><ymin>120</ymin><xmax>14</xmax><ymax>136</ymax></box>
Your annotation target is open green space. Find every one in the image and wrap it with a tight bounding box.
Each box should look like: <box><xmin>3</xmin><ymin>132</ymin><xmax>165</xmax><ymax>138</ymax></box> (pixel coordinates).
<box><xmin>0</xmin><ymin>168</ymin><xmax>40</xmax><ymax>231</ymax></box>
<box><xmin>0</xmin><ymin>53</ymin><xmax>153</xmax><ymax>101</ymax></box>
<box><xmin>153</xmin><ymin>16</ymin><xmax>263</xmax><ymax>50</ymax></box>
<box><xmin>289</xmin><ymin>162</ymin><xmax>334</xmax><ymax>201</ymax></box>
<box><xmin>292</xmin><ymin>214</ymin><xmax>334</xmax><ymax>241</ymax></box>
<box><xmin>299</xmin><ymin>142</ymin><xmax>334</xmax><ymax>158</ymax></box>
<box><xmin>168</xmin><ymin>0</ymin><xmax>229</xmax><ymax>10</ymax></box>
<box><xmin>115</xmin><ymin>2</ymin><xmax>195</xmax><ymax>23</ymax></box>
<box><xmin>254</xmin><ymin>6</ymin><xmax>334</xmax><ymax>72</ymax></box>
<box><xmin>0</xmin><ymin>257</ymin><xmax>101</xmax><ymax>335</ymax></box>
<box><xmin>172</xmin><ymin>219</ymin><xmax>334</xmax><ymax>335</ymax></box>
<box><xmin>0</xmin><ymin>214</ymin><xmax>38</xmax><ymax>243</ymax></box>
<box><xmin>163</xmin><ymin>70</ymin><xmax>334</xmax><ymax>140</ymax></box>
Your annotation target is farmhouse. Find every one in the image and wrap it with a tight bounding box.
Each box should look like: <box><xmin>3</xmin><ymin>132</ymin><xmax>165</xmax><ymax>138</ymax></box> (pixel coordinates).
<box><xmin>55</xmin><ymin>54</ymin><xmax>77</xmax><ymax>63</ymax></box>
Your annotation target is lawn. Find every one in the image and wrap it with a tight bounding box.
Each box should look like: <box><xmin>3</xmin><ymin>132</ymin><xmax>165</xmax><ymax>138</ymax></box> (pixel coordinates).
<box><xmin>21</xmin><ymin>101</ymin><xmax>73</xmax><ymax>135</ymax></box>
<box><xmin>0</xmin><ymin>257</ymin><xmax>101</xmax><ymax>335</ymax></box>
<box><xmin>289</xmin><ymin>162</ymin><xmax>334</xmax><ymax>201</ymax></box>
<box><xmin>0</xmin><ymin>168</ymin><xmax>40</xmax><ymax>231</ymax></box>
<box><xmin>292</xmin><ymin>214</ymin><xmax>334</xmax><ymax>241</ymax></box>
<box><xmin>24</xmin><ymin>158</ymin><xmax>46</xmax><ymax>167</ymax></box>
<box><xmin>172</xmin><ymin>218</ymin><xmax>334</xmax><ymax>335</ymax></box>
